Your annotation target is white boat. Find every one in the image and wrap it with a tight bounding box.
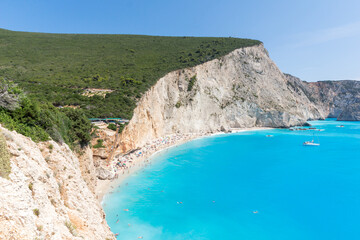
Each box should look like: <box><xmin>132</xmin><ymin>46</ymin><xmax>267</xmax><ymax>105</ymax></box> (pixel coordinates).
<box><xmin>303</xmin><ymin>140</ymin><xmax>320</xmax><ymax>146</ymax></box>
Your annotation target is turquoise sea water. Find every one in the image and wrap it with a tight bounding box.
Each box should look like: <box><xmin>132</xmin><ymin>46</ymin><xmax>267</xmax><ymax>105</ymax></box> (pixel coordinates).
<box><xmin>103</xmin><ymin>119</ymin><xmax>360</xmax><ymax>240</ymax></box>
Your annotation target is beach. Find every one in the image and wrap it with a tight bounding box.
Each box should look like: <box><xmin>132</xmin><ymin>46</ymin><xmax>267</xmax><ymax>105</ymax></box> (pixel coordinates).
<box><xmin>96</xmin><ymin>127</ymin><xmax>272</xmax><ymax>202</ymax></box>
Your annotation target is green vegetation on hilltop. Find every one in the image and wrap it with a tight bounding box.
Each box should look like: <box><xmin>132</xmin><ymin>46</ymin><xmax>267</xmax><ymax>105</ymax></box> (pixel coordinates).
<box><xmin>0</xmin><ymin>28</ymin><xmax>261</xmax><ymax>118</ymax></box>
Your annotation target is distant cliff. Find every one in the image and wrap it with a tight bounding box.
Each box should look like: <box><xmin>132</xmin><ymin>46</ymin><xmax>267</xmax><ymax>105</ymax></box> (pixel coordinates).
<box><xmin>284</xmin><ymin>74</ymin><xmax>360</xmax><ymax>120</ymax></box>
<box><xmin>120</xmin><ymin>44</ymin><xmax>324</xmax><ymax>152</ymax></box>
<box><xmin>304</xmin><ymin>80</ymin><xmax>360</xmax><ymax>120</ymax></box>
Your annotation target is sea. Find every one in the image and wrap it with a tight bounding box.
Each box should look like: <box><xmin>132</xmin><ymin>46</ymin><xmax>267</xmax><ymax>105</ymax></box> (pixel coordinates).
<box><xmin>102</xmin><ymin>119</ymin><xmax>360</xmax><ymax>240</ymax></box>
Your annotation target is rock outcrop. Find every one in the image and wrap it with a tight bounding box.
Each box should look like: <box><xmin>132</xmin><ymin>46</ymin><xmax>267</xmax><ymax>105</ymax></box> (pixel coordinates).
<box><xmin>0</xmin><ymin>126</ymin><xmax>114</xmax><ymax>240</ymax></box>
<box><xmin>120</xmin><ymin>44</ymin><xmax>324</xmax><ymax>152</ymax></box>
<box><xmin>0</xmin><ymin>83</ymin><xmax>20</xmax><ymax>111</ymax></box>
<box><xmin>304</xmin><ymin>80</ymin><xmax>360</xmax><ymax>120</ymax></box>
<box><xmin>337</xmin><ymin>103</ymin><xmax>360</xmax><ymax>121</ymax></box>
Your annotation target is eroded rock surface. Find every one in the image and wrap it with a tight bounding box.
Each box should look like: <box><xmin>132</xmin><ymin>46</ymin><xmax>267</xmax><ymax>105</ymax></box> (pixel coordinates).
<box><xmin>0</xmin><ymin>126</ymin><xmax>114</xmax><ymax>240</ymax></box>
<box><xmin>304</xmin><ymin>80</ymin><xmax>360</xmax><ymax>120</ymax></box>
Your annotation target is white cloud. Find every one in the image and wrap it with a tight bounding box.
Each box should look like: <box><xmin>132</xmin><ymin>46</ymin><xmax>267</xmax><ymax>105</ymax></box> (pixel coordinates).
<box><xmin>291</xmin><ymin>21</ymin><xmax>360</xmax><ymax>48</ymax></box>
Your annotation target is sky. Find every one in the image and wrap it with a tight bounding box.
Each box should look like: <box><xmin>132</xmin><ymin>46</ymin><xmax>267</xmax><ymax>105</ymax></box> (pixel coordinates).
<box><xmin>1</xmin><ymin>0</ymin><xmax>360</xmax><ymax>81</ymax></box>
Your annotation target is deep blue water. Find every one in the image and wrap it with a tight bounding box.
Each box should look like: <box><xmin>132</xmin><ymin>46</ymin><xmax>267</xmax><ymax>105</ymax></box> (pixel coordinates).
<box><xmin>103</xmin><ymin>119</ymin><xmax>360</xmax><ymax>240</ymax></box>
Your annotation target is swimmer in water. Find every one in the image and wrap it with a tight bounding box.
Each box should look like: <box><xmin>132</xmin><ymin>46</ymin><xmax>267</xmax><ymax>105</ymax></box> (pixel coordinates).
<box><xmin>116</xmin><ymin>219</ymin><xmax>119</xmax><ymax>223</ymax></box>
<box><xmin>253</xmin><ymin>210</ymin><xmax>258</xmax><ymax>214</ymax></box>
<box><xmin>124</xmin><ymin>209</ymin><xmax>129</xmax><ymax>211</ymax></box>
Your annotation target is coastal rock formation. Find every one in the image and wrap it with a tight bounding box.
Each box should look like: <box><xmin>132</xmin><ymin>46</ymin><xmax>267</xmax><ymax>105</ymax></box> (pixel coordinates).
<box><xmin>304</xmin><ymin>80</ymin><xmax>360</xmax><ymax>120</ymax></box>
<box><xmin>0</xmin><ymin>126</ymin><xmax>114</xmax><ymax>240</ymax></box>
<box><xmin>96</xmin><ymin>167</ymin><xmax>115</xmax><ymax>180</ymax></box>
<box><xmin>120</xmin><ymin>44</ymin><xmax>324</xmax><ymax>152</ymax></box>
<box><xmin>337</xmin><ymin>103</ymin><xmax>360</xmax><ymax>121</ymax></box>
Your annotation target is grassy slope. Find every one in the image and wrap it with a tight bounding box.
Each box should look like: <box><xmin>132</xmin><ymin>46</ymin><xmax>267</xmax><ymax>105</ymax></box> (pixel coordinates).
<box><xmin>0</xmin><ymin>29</ymin><xmax>261</xmax><ymax>118</ymax></box>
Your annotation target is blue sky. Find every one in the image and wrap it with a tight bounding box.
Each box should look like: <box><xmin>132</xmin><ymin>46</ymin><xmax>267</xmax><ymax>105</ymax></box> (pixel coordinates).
<box><xmin>1</xmin><ymin>0</ymin><xmax>360</xmax><ymax>81</ymax></box>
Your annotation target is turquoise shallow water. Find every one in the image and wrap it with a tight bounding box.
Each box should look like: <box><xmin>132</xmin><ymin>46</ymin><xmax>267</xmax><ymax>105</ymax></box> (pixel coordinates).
<box><xmin>103</xmin><ymin>119</ymin><xmax>360</xmax><ymax>240</ymax></box>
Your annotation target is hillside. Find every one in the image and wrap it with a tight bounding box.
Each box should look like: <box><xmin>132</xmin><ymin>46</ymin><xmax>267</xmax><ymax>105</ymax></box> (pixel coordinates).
<box><xmin>0</xmin><ymin>29</ymin><xmax>261</xmax><ymax>118</ymax></box>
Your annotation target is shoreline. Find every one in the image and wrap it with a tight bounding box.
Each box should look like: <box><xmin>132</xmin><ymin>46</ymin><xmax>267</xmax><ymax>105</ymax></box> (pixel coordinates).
<box><xmin>96</xmin><ymin>127</ymin><xmax>273</xmax><ymax>203</ymax></box>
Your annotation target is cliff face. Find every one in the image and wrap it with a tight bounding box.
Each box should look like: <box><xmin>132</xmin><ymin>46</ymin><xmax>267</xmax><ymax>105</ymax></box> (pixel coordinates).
<box><xmin>0</xmin><ymin>126</ymin><xmax>114</xmax><ymax>240</ymax></box>
<box><xmin>120</xmin><ymin>44</ymin><xmax>324</xmax><ymax>152</ymax></box>
<box><xmin>338</xmin><ymin>103</ymin><xmax>360</xmax><ymax>121</ymax></box>
<box><xmin>304</xmin><ymin>80</ymin><xmax>360</xmax><ymax>120</ymax></box>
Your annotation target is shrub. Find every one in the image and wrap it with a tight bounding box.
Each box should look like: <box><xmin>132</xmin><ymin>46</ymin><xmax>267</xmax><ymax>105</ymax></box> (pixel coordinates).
<box><xmin>28</xmin><ymin>182</ymin><xmax>33</xmax><ymax>191</ymax></box>
<box><xmin>36</xmin><ymin>225</ymin><xmax>43</xmax><ymax>231</ymax></box>
<box><xmin>118</xmin><ymin>123</ymin><xmax>128</xmax><ymax>133</ymax></box>
<box><xmin>65</xmin><ymin>221</ymin><xmax>77</xmax><ymax>236</ymax></box>
<box><xmin>175</xmin><ymin>101</ymin><xmax>181</xmax><ymax>108</ymax></box>
<box><xmin>60</xmin><ymin>108</ymin><xmax>92</xmax><ymax>147</ymax></box>
<box><xmin>93</xmin><ymin>139</ymin><xmax>105</xmax><ymax>148</ymax></box>
<box><xmin>187</xmin><ymin>75</ymin><xmax>197</xmax><ymax>92</ymax></box>
<box><xmin>0</xmin><ymin>111</ymin><xmax>49</xmax><ymax>142</ymax></box>
<box><xmin>33</xmin><ymin>208</ymin><xmax>40</xmax><ymax>217</ymax></box>
<box><xmin>107</xmin><ymin>123</ymin><xmax>117</xmax><ymax>131</ymax></box>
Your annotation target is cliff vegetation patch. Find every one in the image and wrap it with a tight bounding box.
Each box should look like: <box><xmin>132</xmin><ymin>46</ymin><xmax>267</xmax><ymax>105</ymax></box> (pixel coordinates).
<box><xmin>187</xmin><ymin>75</ymin><xmax>197</xmax><ymax>92</ymax></box>
<box><xmin>0</xmin><ymin>130</ymin><xmax>10</xmax><ymax>179</ymax></box>
<box><xmin>0</xmin><ymin>81</ymin><xmax>92</xmax><ymax>147</ymax></box>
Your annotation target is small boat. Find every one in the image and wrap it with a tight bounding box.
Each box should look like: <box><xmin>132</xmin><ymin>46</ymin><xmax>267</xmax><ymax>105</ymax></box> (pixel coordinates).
<box><xmin>266</xmin><ymin>135</ymin><xmax>273</xmax><ymax>137</ymax></box>
<box><xmin>304</xmin><ymin>131</ymin><xmax>320</xmax><ymax>146</ymax></box>
<box><xmin>303</xmin><ymin>140</ymin><xmax>320</xmax><ymax>146</ymax></box>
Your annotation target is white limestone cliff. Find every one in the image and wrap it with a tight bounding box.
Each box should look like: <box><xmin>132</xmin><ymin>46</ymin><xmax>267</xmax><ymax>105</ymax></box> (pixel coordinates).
<box><xmin>120</xmin><ymin>44</ymin><xmax>324</xmax><ymax>152</ymax></box>
<box><xmin>0</xmin><ymin>126</ymin><xmax>114</xmax><ymax>240</ymax></box>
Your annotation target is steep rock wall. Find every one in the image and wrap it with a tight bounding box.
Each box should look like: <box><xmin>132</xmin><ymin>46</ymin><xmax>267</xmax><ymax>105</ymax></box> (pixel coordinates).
<box><xmin>304</xmin><ymin>80</ymin><xmax>360</xmax><ymax>120</ymax></box>
<box><xmin>120</xmin><ymin>44</ymin><xmax>324</xmax><ymax>152</ymax></box>
<box><xmin>0</xmin><ymin>126</ymin><xmax>114</xmax><ymax>240</ymax></box>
